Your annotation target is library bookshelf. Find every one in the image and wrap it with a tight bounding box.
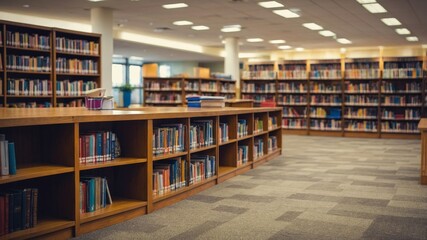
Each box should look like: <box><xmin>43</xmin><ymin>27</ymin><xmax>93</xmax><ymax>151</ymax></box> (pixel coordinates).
<box><xmin>243</xmin><ymin>57</ymin><xmax>425</xmax><ymax>139</ymax></box>
<box><xmin>143</xmin><ymin>77</ymin><xmax>236</xmax><ymax>106</ymax></box>
<box><xmin>0</xmin><ymin>106</ymin><xmax>282</xmax><ymax>238</ymax></box>
<box><xmin>0</xmin><ymin>20</ymin><xmax>101</xmax><ymax>108</ymax></box>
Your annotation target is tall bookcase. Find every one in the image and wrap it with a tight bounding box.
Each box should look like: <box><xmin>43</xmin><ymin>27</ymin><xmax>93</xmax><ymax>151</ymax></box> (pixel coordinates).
<box><xmin>0</xmin><ymin>20</ymin><xmax>101</xmax><ymax>108</ymax></box>
<box><xmin>143</xmin><ymin>77</ymin><xmax>236</xmax><ymax>106</ymax></box>
<box><xmin>0</xmin><ymin>107</ymin><xmax>281</xmax><ymax>238</ymax></box>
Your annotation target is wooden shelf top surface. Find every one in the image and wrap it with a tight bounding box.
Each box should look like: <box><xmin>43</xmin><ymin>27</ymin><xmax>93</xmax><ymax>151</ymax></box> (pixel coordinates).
<box><xmin>418</xmin><ymin>119</ymin><xmax>427</xmax><ymax>130</ymax></box>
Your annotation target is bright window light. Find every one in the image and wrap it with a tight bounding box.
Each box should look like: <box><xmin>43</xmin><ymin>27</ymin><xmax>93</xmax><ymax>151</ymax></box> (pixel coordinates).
<box><xmin>221</xmin><ymin>25</ymin><xmax>242</xmax><ymax>32</ymax></box>
<box><xmin>406</xmin><ymin>36</ymin><xmax>418</xmax><ymax>41</ymax></box>
<box><xmin>363</xmin><ymin>3</ymin><xmax>387</xmax><ymax>13</ymax></box>
<box><xmin>295</xmin><ymin>47</ymin><xmax>304</xmax><ymax>51</ymax></box>
<box><xmin>278</xmin><ymin>45</ymin><xmax>292</xmax><ymax>50</ymax></box>
<box><xmin>356</xmin><ymin>0</ymin><xmax>376</xmax><ymax>3</ymax></box>
<box><xmin>173</xmin><ymin>20</ymin><xmax>193</xmax><ymax>26</ymax></box>
<box><xmin>319</xmin><ymin>30</ymin><xmax>336</xmax><ymax>37</ymax></box>
<box><xmin>302</xmin><ymin>23</ymin><xmax>323</xmax><ymax>30</ymax></box>
<box><xmin>396</xmin><ymin>28</ymin><xmax>410</xmax><ymax>35</ymax></box>
<box><xmin>258</xmin><ymin>1</ymin><xmax>284</xmax><ymax>8</ymax></box>
<box><xmin>273</xmin><ymin>9</ymin><xmax>300</xmax><ymax>18</ymax></box>
<box><xmin>247</xmin><ymin>38</ymin><xmax>264</xmax><ymax>42</ymax></box>
<box><xmin>381</xmin><ymin>18</ymin><xmax>401</xmax><ymax>26</ymax></box>
<box><xmin>269</xmin><ymin>40</ymin><xmax>286</xmax><ymax>44</ymax></box>
<box><xmin>337</xmin><ymin>38</ymin><xmax>352</xmax><ymax>44</ymax></box>
<box><xmin>191</xmin><ymin>25</ymin><xmax>209</xmax><ymax>30</ymax></box>
<box><xmin>162</xmin><ymin>3</ymin><xmax>188</xmax><ymax>9</ymax></box>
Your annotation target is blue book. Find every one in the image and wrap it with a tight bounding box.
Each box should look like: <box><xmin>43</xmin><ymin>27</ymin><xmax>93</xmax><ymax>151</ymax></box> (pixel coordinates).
<box><xmin>8</xmin><ymin>142</ymin><xmax>16</xmax><ymax>175</ymax></box>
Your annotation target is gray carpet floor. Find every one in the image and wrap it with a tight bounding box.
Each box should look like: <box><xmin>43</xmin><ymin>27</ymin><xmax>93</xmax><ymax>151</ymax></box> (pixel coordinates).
<box><xmin>75</xmin><ymin>135</ymin><xmax>427</xmax><ymax>240</ymax></box>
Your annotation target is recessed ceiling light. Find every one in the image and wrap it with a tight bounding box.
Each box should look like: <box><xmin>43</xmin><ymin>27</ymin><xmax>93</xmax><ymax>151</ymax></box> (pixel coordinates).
<box><xmin>269</xmin><ymin>40</ymin><xmax>286</xmax><ymax>44</ymax></box>
<box><xmin>362</xmin><ymin>3</ymin><xmax>387</xmax><ymax>13</ymax></box>
<box><xmin>295</xmin><ymin>47</ymin><xmax>304</xmax><ymax>51</ymax></box>
<box><xmin>88</xmin><ymin>0</ymin><xmax>104</xmax><ymax>2</ymax></box>
<box><xmin>173</xmin><ymin>20</ymin><xmax>193</xmax><ymax>26</ymax></box>
<box><xmin>22</xmin><ymin>4</ymin><xmax>30</xmax><ymax>7</ymax></box>
<box><xmin>221</xmin><ymin>25</ymin><xmax>242</xmax><ymax>32</ymax></box>
<box><xmin>130</xmin><ymin>0</ymin><xmax>140</xmax><ymax>1</ymax></box>
<box><xmin>396</xmin><ymin>28</ymin><xmax>411</xmax><ymax>35</ymax></box>
<box><xmin>192</xmin><ymin>25</ymin><xmax>209</xmax><ymax>30</ymax></box>
<box><xmin>319</xmin><ymin>30</ymin><xmax>336</xmax><ymax>37</ymax></box>
<box><xmin>381</xmin><ymin>18</ymin><xmax>401</xmax><ymax>26</ymax></box>
<box><xmin>302</xmin><ymin>23</ymin><xmax>323</xmax><ymax>30</ymax></box>
<box><xmin>337</xmin><ymin>38</ymin><xmax>352</xmax><ymax>44</ymax></box>
<box><xmin>406</xmin><ymin>36</ymin><xmax>418</xmax><ymax>42</ymax></box>
<box><xmin>356</xmin><ymin>0</ymin><xmax>376</xmax><ymax>3</ymax></box>
<box><xmin>258</xmin><ymin>1</ymin><xmax>284</xmax><ymax>8</ymax></box>
<box><xmin>278</xmin><ymin>45</ymin><xmax>292</xmax><ymax>50</ymax></box>
<box><xmin>247</xmin><ymin>38</ymin><xmax>264</xmax><ymax>43</ymax></box>
<box><xmin>273</xmin><ymin>9</ymin><xmax>300</xmax><ymax>18</ymax></box>
<box><xmin>162</xmin><ymin>3</ymin><xmax>188</xmax><ymax>9</ymax></box>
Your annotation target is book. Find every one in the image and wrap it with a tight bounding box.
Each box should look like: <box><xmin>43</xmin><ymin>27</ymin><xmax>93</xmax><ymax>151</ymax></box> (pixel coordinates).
<box><xmin>8</xmin><ymin>143</ymin><xmax>16</xmax><ymax>175</ymax></box>
<box><xmin>0</xmin><ymin>138</ymin><xmax>9</xmax><ymax>176</ymax></box>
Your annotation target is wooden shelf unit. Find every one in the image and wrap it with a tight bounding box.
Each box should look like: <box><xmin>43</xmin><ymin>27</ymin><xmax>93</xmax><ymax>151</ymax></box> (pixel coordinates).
<box><xmin>143</xmin><ymin>77</ymin><xmax>237</xmax><ymax>106</ymax></box>
<box><xmin>0</xmin><ymin>106</ymin><xmax>281</xmax><ymax>238</ymax></box>
<box><xmin>242</xmin><ymin>58</ymin><xmax>425</xmax><ymax>138</ymax></box>
<box><xmin>0</xmin><ymin>20</ymin><xmax>101</xmax><ymax>108</ymax></box>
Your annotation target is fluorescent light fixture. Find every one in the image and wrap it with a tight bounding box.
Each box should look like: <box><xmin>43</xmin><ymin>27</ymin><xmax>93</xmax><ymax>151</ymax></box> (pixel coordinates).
<box><xmin>191</xmin><ymin>25</ymin><xmax>209</xmax><ymax>30</ymax></box>
<box><xmin>406</xmin><ymin>36</ymin><xmax>419</xmax><ymax>42</ymax></box>
<box><xmin>302</xmin><ymin>23</ymin><xmax>323</xmax><ymax>30</ymax></box>
<box><xmin>319</xmin><ymin>30</ymin><xmax>336</xmax><ymax>37</ymax></box>
<box><xmin>295</xmin><ymin>47</ymin><xmax>304</xmax><ymax>51</ymax></box>
<box><xmin>381</xmin><ymin>18</ymin><xmax>401</xmax><ymax>26</ymax></box>
<box><xmin>269</xmin><ymin>40</ymin><xmax>286</xmax><ymax>44</ymax></box>
<box><xmin>273</xmin><ymin>9</ymin><xmax>300</xmax><ymax>18</ymax></box>
<box><xmin>278</xmin><ymin>45</ymin><xmax>292</xmax><ymax>50</ymax></box>
<box><xmin>162</xmin><ymin>3</ymin><xmax>188</xmax><ymax>9</ymax></box>
<box><xmin>337</xmin><ymin>38</ymin><xmax>352</xmax><ymax>44</ymax></box>
<box><xmin>221</xmin><ymin>25</ymin><xmax>242</xmax><ymax>32</ymax></box>
<box><xmin>173</xmin><ymin>20</ymin><xmax>193</xmax><ymax>26</ymax></box>
<box><xmin>258</xmin><ymin>1</ymin><xmax>284</xmax><ymax>8</ymax></box>
<box><xmin>356</xmin><ymin>0</ymin><xmax>376</xmax><ymax>3</ymax></box>
<box><xmin>88</xmin><ymin>0</ymin><xmax>104</xmax><ymax>2</ymax></box>
<box><xmin>247</xmin><ymin>38</ymin><xmax>264</xmax><ymax>42</ymax></box>
<box><xmin>363</xmin><ymin>3</ymin><xmax>387</xmax><ymax>13</ymax></box>
<box><xmin>396</xmin><ymin>28</ymin><xmax>410</xmax><ymax>35</ymax></box>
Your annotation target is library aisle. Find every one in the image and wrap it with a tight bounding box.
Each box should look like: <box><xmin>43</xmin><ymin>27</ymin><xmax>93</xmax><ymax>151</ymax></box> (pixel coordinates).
<box><xmin>75</xmin><ymin>135</ymin><xmax>427</xmax><ymax>239</ymax></box>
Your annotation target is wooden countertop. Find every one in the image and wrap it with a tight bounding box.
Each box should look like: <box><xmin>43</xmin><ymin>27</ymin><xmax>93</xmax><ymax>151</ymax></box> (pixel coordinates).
<box><xmin>0</xmin><ymin>106</ymin><xmax>281</xmax><ymax>127</ymax></box>
<box><xmin>418</xmin><ymin>119</ymin><xmax>427</xmax><ymax>130</ymax></box>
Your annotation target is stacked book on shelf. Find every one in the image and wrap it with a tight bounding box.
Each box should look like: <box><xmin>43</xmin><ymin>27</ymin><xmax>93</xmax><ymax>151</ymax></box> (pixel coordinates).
<box><xmin>56</xmin><ymin>37</ymin><xmax>99</xmax><ymax>55</ymax></box>
<box><xmin>79</xmin><ymin>131</ymin><xmax>119</xmax><ymax>164</ymax></box>
<box><xmin>268</xmin><ymin>136</ymin><xmax>277</xmax><ymax>152</ymax></box>
<box><xmin>237</xmin><ymin>119</ymin><xmax>248</xmax><ymax>137</ymax></box>
<box><xmin>6</xmin><ymin>31</ymin><xmax>50</xmax><ymax>50</ymax></box>
<box><xmin>56</xmin><ymin>80</ymin><xmax>98</xmax><ymax>96</ymax></box>
<box><xmin>0</xmin><ymin>134</ymin><xmax>17</xmax><ymax>176</ymax></box>
<box><xmin>153</xmin><ymin>124</ymin><xmax>185</xmax><ymax>156</ymax></box>
<box><xmin>219</xmin><ymin>123</ymin><xmax>229</xmax><ymax>144</ymax></box>
<box><xmin>186</xmin><ymin>95</ymin><xmax>225</xmax><ymax>108</ymax></box>
<box><xmin>153</xmin><ymin>158</ymin><xmax>187</xmax><ymax>196</ymax></box>
<box><xmin>6</xmin><ymin>55</ymin><xmax>50</xmax><ymax>72</ymax></box>
<box><xmin>80</xmin><ymin>176</ymin><xmax>112</xmax><ymax>213</ymax></box>
<box><xmin>56</xmin><ymin>58</ymin><xmax>98</xmax><ymax>74</ymax></box>
<box><xmin>237</xmin><ymin>145</ymin><xmax>249</xmax><ymax>166</ymax></box>
<box><xmin>190</xmin><ymin>120</ymin><xmax>214</xmax><ymax>149</ymax></box>
<box><xmin>189</xmin><ymin>155</ymin><xmax>216</xmax><ymax>185</ymax></box>
<box><xmin>268</xmin><ymin>116</ymin><xmax>278</xmax><ymax>129</ymax></box>
<box><xmin>7</xmin><ymin>79</ymin><xmax>52</xmax><ymax>96</ymax></box>
<box><xmin>254</xmin><ymin>139</ymin><xmax>264</xmax><ymax>159</ymax></box>
<box><xmin>254</xmin><ymin>117</ymin><xmax>263</xmax><ymax>133</ymax></box>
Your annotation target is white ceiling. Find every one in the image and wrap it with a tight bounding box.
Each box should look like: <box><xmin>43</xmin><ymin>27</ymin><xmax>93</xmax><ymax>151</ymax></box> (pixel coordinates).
<box><xmin>0</xmin><ymin>0</ymin><xmax>426</xmax><ymax>61</ymax></box>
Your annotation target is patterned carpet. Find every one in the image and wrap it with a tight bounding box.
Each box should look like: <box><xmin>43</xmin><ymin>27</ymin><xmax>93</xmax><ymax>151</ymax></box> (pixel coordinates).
<box><xmin>75</xmin><ymin>135</ymin><xmax>427</xmax><ymax>240</ymax></box>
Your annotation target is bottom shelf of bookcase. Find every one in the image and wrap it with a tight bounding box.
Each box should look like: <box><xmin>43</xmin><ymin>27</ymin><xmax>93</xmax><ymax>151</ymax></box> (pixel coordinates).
<box><xmin>2</xmin><ymin>218</ymin><xmax>74</xmax><ymax>240</ymax></box>
<box><xmin>380</xmin><ymin>133</ymin><xmax>420</xmax><ymax>139</ymax></box>
<box><xmin>343</xmin><ymin>132</ymin><xmax>380</xmax><ymax>138</ymax></box>
<box><xmin>282</xmin><ymin>128</ymin><xmax>308</xmax><ymax>135</ymax></box>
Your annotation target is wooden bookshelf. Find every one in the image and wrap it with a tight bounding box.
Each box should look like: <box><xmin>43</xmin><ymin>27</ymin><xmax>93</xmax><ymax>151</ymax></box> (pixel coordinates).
<box><xmin>0</xmin><ymin>20</ymin><xmax>101</xmax><ymax>108</ymax></box>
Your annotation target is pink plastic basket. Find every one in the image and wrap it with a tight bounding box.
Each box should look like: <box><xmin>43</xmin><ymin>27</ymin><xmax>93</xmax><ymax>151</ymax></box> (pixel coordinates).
<box><xmin>85</xmin><ymin>97</ymin><xmax>104</xmax><ymax>110</ymax></box>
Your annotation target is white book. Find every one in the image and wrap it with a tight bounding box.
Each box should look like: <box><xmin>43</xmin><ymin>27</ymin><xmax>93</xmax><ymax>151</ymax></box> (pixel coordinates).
<box><xmin>0</xmin><ymin>140</ymin><xmax>9</xmax><ymax>176</ymax></box>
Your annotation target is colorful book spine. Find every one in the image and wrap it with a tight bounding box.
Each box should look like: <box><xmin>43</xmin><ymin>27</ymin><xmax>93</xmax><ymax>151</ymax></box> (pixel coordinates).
<box><xmin>237</xmin><ymin>119</ymin><xmax>248</xmax><ymax>138</ymax></box>
<box><xmin>6</xmin><ymin>55</ymin><xmax>50</xmax><ymax>72</ymax></box>
<box><xmin>6</xmin><ymin>31</ymin><xmax>50</xmax><ymax>50</ymax></box>
<box><xmin>189</xmin><ymin>155</ymin><xmax>215</xmax><ymax>185</ymax></box>
<box><xmin>80</xmin><ymin>177</ymin><xmax>112</xmax><ymax>213</ymax></box>
<box><xmin>219</xmin><ymin>123</ymin><xmax>229</xmax><ymax>143</ymax></box>
<box><xmin>79</xmin><ymin>131</ymin><xmax>118</xmax><ymax>164</ymax></box>
<box><xmin>237</xmin><ymin>145</ymin><xmax>248</xmax><ymax>166</ymax></box>
<box><xmin>7</xmin><ymin>79</ymin><xmax>52</xmax><ymax>96</ymax></box>
<box><xmin>153</xmin><ymin>158</ymin><xmax>187</xmax><ymax>196</ymax></box>
<box><xmin>55</xmin><ymin>58</ymin><xmax>98</xmax><ymax>74</ymax></box>
<box><xmin>254</xmin><ymin>138</ymin><xmax>264</xmax><ymax>159</ymax></box>
<box><xmin>254</xmin><ymin>118</ymin><xmax>263</xmax><ymax>133</ymax></box>
<box><xmin>190</xmin><ymin>120</ymin><xmax>214</xmax><ymax>149</ymax></box>
<box><xmin>282</xmin><ymin>119</ymin><xmax>307</xmax><ymax>129</ymax></box>
<box><xmin>153</xmin><ymin>124</ymin><xmax>185</xmax><ymax>155</ymax></box>
<box><xmin>56</xmin><ymin>80</ymin><xmax>97</xmax><ymax>96</ymax></box>
<box><xmin>55</xmin><ymin>37</ymin><xmax>99</xmax><ymax>55</ymax></box>
<box><xmin>268</xmin><ymin>136</ymin><xmax>277</xmax><ymax>152</ymax></box>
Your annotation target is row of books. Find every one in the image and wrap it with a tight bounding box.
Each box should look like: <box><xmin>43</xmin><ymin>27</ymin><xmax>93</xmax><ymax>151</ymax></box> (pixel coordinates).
<box><xmin>310</xmin><ymin>119</ymin><xmax>342</xmax><ymax>131</ymax></box>
<box><xmin>186</xmin><ymin>95</ymin><xmax>225</xmax><ymax>108</ymax></box>
<box><xmin>55</xmin><ymin>37</ymin><xmax>99</xmax><ymax>55</ymax></box>
<box><xmin>345</xmin><ymin>83</ymin><xmax>378</xmax><ymax>92</ymax></box>
<box><xmin>344</xmin><ymin>69</ymin><xmax>380</xmax><ymax>79</ymax></box>
<box><xmin>57</xmin><ymin>99</ymin><xmax>84</xmax><ymax>107</ymax></box>
<box><xmin>237</xmin><ymin>119</ymin><xmax>248</xmax><ymax>138</ymax></box>
<box><xmin>55</xmin><ymin>58</ymin><xmax>98</xmax><ymax>74</ymax></box>
<box><xmin>283</xmin><ymin>107</ymin><xmax>306</xmax><ymax>118</ymax></box>
<box><xmin>381</xmin><ymin>122</ymin><xmax>419</xmax><ymax>133</ymax></box>
<box><xmin>278</xmin><ymin>83</ymin><xmax>307</xmax><ymax>93</ymax></box>
<box><xmin>241</xmin><ymin>70</ymin><xmax>276</xmax><ymax>80</ymax></box>
<box><xmin>153</xmin><ymin>158</ymin><xmax>186</xmax><ymax>197</ymax></box>
<box><xmin>219</xmin><ymin>123</ymin><xmax>229</xmax><ymax>144</ymax></box>
<box><xmin>268</xmin><ymin>116</ymin><xmax>278</xmax><ymax>129</ymax></box>
<box><xmin>211</xmin><ymin>72</ymin><xmax>232</xmax><ymax>80</ymax></box>
<box><xmin>383</xmin><ymin>68</ymin><xmax>423</xmax><ymax>79</ymax></box>
<box><xmin>345</xmin><ymin>95</ymin><xmax>378</xmax><ymax>105</ymax></box>
<box><xmin>6</xmin><ymin>79</ymin><xmax>51</xmax><ymax>96</ymax></box>
<box><xmin>56</xmin><ymin>80</ymin><xmax>98</xmax><ymax>96</ymax></box>
<box><xmin>242</xmin><ymin>83</ymin><xmax>276</xmax><ymax>93</ymax></box>
<box><xmin>6</xmin><ymin>31</ymin><xmax>50</xmax><ymax>50</ymax></box>
<box><xmin>79</xmin><ymin>176</ymin><xmax>112</xmax><ymax>213</ymax></box>
<box><xmin>221</xmin><ymin>82</ymin><xmax>235</xmax><ymax>92</ymax></box>
<box><xmin>254</xmin><ymin>118</ymin><xmax>263</xmax><ymax>133</ymax></box>
<box><xmin>282</xmin><ymin>119</ymin><xmax>307</xmax><ymax>129</ymax></box>
<box><xmin>242</xmin><ymin>95</ymin><xmax>276</xmax><ymax>103</ymax></box>
<box><xmin>310</xmin><ymin>107</ymin><xmax>341</xmax><ymax>119</ymax></box>
<box><xmin>344</xmin><ymin>108</ymin><xmax>377</xmax><ymax>119</ymax></box>
<box><xmin>200</xmin><ymin>82</ymin><xmax>217</xmax><ymax>92</ymax></box>
<box><xmin>185</xmin><ymin>82</ymin><xmax>198</xmax><ymax>91</ymax></box>
<box><xmin>146</xmin><ymin>93</ymin><xmax>181</xmax><ymax>103</ymax></box>
<box><xmin>277</xmin><ymin>70</ymin><xmax>307</xmax><ymax>80</ymax></box>
<box><xmin>254</xmin><ymin>139</ymin><xmax>264</xmax><ymax>159</ymax></box>
<box><xmin>145</xmin><ymin>81</ymin><xmax>182</xmax><ymax>91</ymax></box>
<box><xmin>278</xmin><ymin>95</ymin><xmax>307</xmax><ymax>104</ymax></box>
<box><xmin>0</xmin><ymin>134</ymin><xmax>17</xmax><ymax>176</ymax></box>
<box><xmin>237</xmin><ymin>145</ymin><xmax>249</xmax><ymax>166</ymax></box>
<box><xmin>311</xmin><ymin>83</ymin><xmax>341</xmax><ymax>93</ymax></box>
<box><xmin>268</xmin><ymin>136</ymin><xmax>278</xmax><ymax>152</ymax></box>
<box><xmin>189</xmin><ymin>155</ymin><xmax>216</xmax><ymax>185</ymax></box>
<box><xmin>382</xmin><ymin>96</ymin><xmax>421</xmax><ymax>105</ymax></box>
<box><xmin>5</xmin><ymin>102</ymin><xmax>52</xmax><ymax>108</ymax></box>
<box><xmin>6</xmin><ymin>55</ymin><xmax>51</xmax><ymax>72</ymax></box>
<box><xmin>79</xmin><ymin>131</ymin><xmax>120</xmax><ymax>164</ymax></box>
<box><xmin>345</xmin><ymin>120</ymin><xmax>377</xmax><ymax>131</ymax></box>
<box><xmin>153</xmin><ymin>124</ymin><xmax>185</xmax><ymax>156</ymax></box>
<box><xmin>382</xmin><ymin>109</ymin><xmax>420</xmax><ymax>120</ymax></box>
<box><xmin>0</xmin><ymin>188</ymin><xmax>38</xmax><ymax>236</ymax></box>
<box><xmin>311</xmin><ymin>95</ymin><xmax>342</xmax><ymax>104</ymax></box>
<box><xmin>189</xmin><ymin>120</ymin><xmax>214</xmax><ymax>149</ymax></box>
<box><xmin>381</xmin><ymin>82</ymin><xmax>421</xmax><ymax>93</ymax></box>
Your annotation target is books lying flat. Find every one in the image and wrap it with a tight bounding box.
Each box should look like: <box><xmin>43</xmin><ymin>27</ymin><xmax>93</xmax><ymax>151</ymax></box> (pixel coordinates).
<box><xmin>186</xmin><ymin>95</ymin><xmax>225</xmax><ymax>108</ymax></box>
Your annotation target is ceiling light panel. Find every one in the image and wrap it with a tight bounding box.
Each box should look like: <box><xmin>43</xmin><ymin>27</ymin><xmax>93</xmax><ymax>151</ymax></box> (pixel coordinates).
<box><xmin>278</xmin><ymin>45</ymin><xmax>292</xmax><ymax>49</ymax></box>
<box><xmin>295</xmin><ymin>47</ymin><xmax>304</xmax><ymax>51</ymax></box>
<box><xmin>302</xmin><ymin>23</ymin><xmax>323</xmax><ymax>30</ymax></box>
<box><xmin>381</xmin><ymin>18</ymin><xmax>401</xmax><ymax>26</ymax></box>
<box><xmin>258</xmin><ymin>1</ymin><xmax>284</xmax><ymax>8</ymax></box>
<box><xmin>318</xmin><ymin>30</ymin><xmax>336</xmax><ymax>37</ymax></box>
<box><xmin>221</xmin><ymin>25</ymin><xmax>242</xmax><ymax>32</ymax></box>
<box><xmin>362</xmin><ymin>3</ymin><xmax>387</xmax><ymax>13</ymax></box>
<box><xmin>337</xmin><ymin>38</ymin><xmax>352</xmax><ymax>44</ymax></box>
<box><xmin>406</xmin><ymin>36</ymin><xmax>419</xmax><ymax>42</ymax></box>
<box><xmin>273</xmin><ymin>9</ymin><xmax>300</xmax><ymax>18</ymax></box>
<box><xmin>247</xmin><ymin>38</ymin><xmax>264</xmax><ymax>42</ymax></box>
<box><xmin>269</xmin><ymin>40</ymin><xmax>286</xmax><ymax>44</ymax></box>
<box><xmin>173</xmin><ymin>20</ymin><xmax>193</xmax><ymax>26</ymax></box>
<box><xmin>356</xmin><ymin>0</ymin><xmax>376</xmax><ymax>4</ymax></box>
<box><xmin>396</xmin><ymin>28</ymin><xmax>411</xmax><ymax>35</ymax></box>
<box><xmin>162</xmin><ymin>3</ymin><xmax>188</xmax><ymax>9</ymax></box>
<box><xmin>191</xmin><ymin>25</ymin><xmax>209</xmax><ymax>30</ymax></box>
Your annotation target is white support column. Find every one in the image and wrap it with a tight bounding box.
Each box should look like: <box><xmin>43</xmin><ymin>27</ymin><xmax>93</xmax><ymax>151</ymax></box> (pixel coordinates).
<box><xmin>91</xmin><ymin>7</ymin><xmax>113</xmax><ymax>96</ymax></box>
<box><xmin>224</xmin><ymin>37</ymin><xmax>240</xmax><ymax>98</ymax></box>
